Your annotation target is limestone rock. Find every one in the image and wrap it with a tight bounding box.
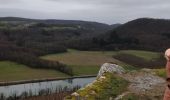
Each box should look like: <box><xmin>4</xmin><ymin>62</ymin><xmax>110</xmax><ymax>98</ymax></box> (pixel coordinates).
<box><xmin>97</xmin><ymin>63</ymin><xmax>125</xmax><ymax>78</ymax></box>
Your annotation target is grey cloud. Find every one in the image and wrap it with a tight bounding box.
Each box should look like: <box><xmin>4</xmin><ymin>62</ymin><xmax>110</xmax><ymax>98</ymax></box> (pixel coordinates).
<box><xmin>0</xmin><ymin>0</ymin><xmax>20</xmax><ymax>4</ymax></box>
<box><xmin>0</xmin><ymin>0</ymin><xmax>170</xmax><ymax>24</ymax></box>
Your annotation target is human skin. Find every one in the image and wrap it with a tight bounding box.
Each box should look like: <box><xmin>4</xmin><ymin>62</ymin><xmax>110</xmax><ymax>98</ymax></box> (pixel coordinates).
<box><xmin>163</xmin><ymin>55</ymin><xmax>170</xmax><ymax>100</ymax></box>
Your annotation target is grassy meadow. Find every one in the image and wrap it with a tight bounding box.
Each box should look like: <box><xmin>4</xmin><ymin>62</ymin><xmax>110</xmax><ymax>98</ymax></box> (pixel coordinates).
<box><xmin>41</xmin><ymin>49</ymin><xmax>120</xmax><ymax>75</ymax></box>
<box><xmin>118</xmin><ymin>50</ymin><xmax>161</xmax><ymax>61</ymax></box>
<box><xmin>0</xmin><ymin>61</ymin><xmax>68</xmax><ymax>82</ymax></box>
<box><xmin>41</xmin><ymin>49</ymin><xmax>161</xmax><ymax>75</ymax></box>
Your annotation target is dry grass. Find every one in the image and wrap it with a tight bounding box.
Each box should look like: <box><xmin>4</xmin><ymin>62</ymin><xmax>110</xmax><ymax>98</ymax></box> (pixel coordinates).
<box><xmin>41</xmin><ymin>49</ymin><xmax>118</xmax><ymax>66</ymax></box>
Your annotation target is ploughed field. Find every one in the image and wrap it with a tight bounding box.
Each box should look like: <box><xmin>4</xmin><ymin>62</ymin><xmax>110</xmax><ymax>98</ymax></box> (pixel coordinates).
<box><xmin>0</xmin><ymin>49</ymin><xmax>163</xmax><ymax>81</ymax></box>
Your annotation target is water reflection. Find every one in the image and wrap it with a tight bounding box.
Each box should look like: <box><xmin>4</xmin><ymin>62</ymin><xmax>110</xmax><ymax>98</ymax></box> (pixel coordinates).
<box><xmin>0</xmin><ymin>77</ymin><xmax>95</xmax><ymax>97</ymax></box>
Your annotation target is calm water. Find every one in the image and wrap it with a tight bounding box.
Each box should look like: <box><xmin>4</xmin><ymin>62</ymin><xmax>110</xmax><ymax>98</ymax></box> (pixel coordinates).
<box><xmin>0</xmin><ymin>77</ymin><xmax>96</xmax><ymax>97</ymax></box>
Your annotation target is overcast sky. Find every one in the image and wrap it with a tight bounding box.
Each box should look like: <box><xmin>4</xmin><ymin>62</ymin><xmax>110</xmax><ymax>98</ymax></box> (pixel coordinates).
<box><xmin>0</xmin><ymin>0</ymin><xmax>170</xmax><ymax>24</ymax></box>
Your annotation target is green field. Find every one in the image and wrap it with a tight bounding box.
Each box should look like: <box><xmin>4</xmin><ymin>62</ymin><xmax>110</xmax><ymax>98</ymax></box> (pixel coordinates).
<box><xmin>41</xmin><ymin>49</ymin><xmax>161</xmax><ymax>75</ymax></box>
<box><xmin>0</xmin><ymin>61</ymin><xmax>68</xmax><ymax>82</ymax></box>
<box><xmin>41</xmin><ymin>49</ymin><xmax>119</xmax><ymax>75</ymax></box>
<box><xmin>118</xmin><ymin>50</ymin><xmax>160</xmax><ymax>61</ymax></box>
<box><xmin>0</xmin><ymin>49</ymin><xmax>161</xmax><ymax>81</ymax></box>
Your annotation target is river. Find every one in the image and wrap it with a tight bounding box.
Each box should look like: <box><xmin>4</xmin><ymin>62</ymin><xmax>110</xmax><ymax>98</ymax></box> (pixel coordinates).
<box><xmin>0</xmin><ymin>77</ymin><xmax>96</xmax><ymax>97</ymax></box>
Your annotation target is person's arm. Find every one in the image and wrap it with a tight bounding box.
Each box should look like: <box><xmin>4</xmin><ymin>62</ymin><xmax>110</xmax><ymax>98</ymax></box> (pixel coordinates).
<box><xmin>166</xmin><ymin>61</ymin><xmax>170</xmax><ymax>80</ymax></box>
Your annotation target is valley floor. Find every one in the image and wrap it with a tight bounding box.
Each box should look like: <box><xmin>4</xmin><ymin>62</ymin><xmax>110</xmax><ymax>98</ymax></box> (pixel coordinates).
<box><xmin>0</xmin><ymin>49</ymin><xmax>162</xmax><ymax>82</ymax></box>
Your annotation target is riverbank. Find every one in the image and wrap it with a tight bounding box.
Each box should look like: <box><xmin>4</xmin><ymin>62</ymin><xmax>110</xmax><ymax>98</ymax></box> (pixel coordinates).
<box><xmin>0</xmin><ymin>75</ymin><xmax>96</xmax><ymax>86</ymax></box>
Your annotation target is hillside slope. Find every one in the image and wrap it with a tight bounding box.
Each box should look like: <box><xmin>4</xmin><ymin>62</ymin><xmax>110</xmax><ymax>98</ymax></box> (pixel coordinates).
<box><xmin>109</xmin><ymin>18</ymin><xmax>170</xmax><ymax>51</ymax></box>
<box><xmin>0</xmin><ymin>17</ymin><xmax>119</xmax><ymax>53</ymax></box>
<box><xmin>0</xmin><ymin>17</ymin><xmax>112</xmax><ymax>34</ymax></box>
<box><xmin>70</xmin><ymin>18</ymin><xmax>170</xmax><ymax>51</ymax></box>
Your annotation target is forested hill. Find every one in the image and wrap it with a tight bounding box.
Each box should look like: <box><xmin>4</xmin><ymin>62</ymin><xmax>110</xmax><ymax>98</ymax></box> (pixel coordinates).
<box><xmin>110</xmin><ymin>18</ymin><xmax>170</xmax><ymax>51</ymax></box>
<box><xmin>0</xmin><ymin>17</ymin><xmax>113</xmax><ymax>34</ymax></box>
<box><xmin>0</xmin><ymin>17</ymin><xmax>121</xmax><ymax>52</ymax></box>
<box><xmin>83</xmin><ymin>18</ymin><xmax>170</xmax><ymax>51</ymax></box>
<box><xmin>1</xmin><ymin>17</ymin><xmax>170</xmax><ymax>52</ymax></box>
<box><xmin>114</xmin><ymin>18</ymin><xmax>170</xmax><ymax>37</ymax></box>
<box><xmin>0</xmin><ymin>17</ymin><xmax>119</xmax><ymax>75</ymax></box>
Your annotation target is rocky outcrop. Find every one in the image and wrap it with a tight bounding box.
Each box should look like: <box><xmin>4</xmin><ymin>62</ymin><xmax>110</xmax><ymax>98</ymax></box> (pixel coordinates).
<box><xmin>121</xmin><ymin>70</ymin><xmax>166</xmax><ymax>99</ymax></box>
<box><xmin>97</xmin><ymin>63</ymin><xmax>125</xmax><ymax>78</ymax></box>
<box><xmin>67</xmin><ymin>63</ymin><xmax>166</xmax><ymax>100</ymax></box>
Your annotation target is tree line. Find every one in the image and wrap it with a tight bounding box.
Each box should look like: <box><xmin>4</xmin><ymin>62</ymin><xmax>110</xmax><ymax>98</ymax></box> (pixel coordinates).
<box><xmin>0</xmin><ymin>44</ymin><xmax>73</xmax><ymax>76</ymax></box>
